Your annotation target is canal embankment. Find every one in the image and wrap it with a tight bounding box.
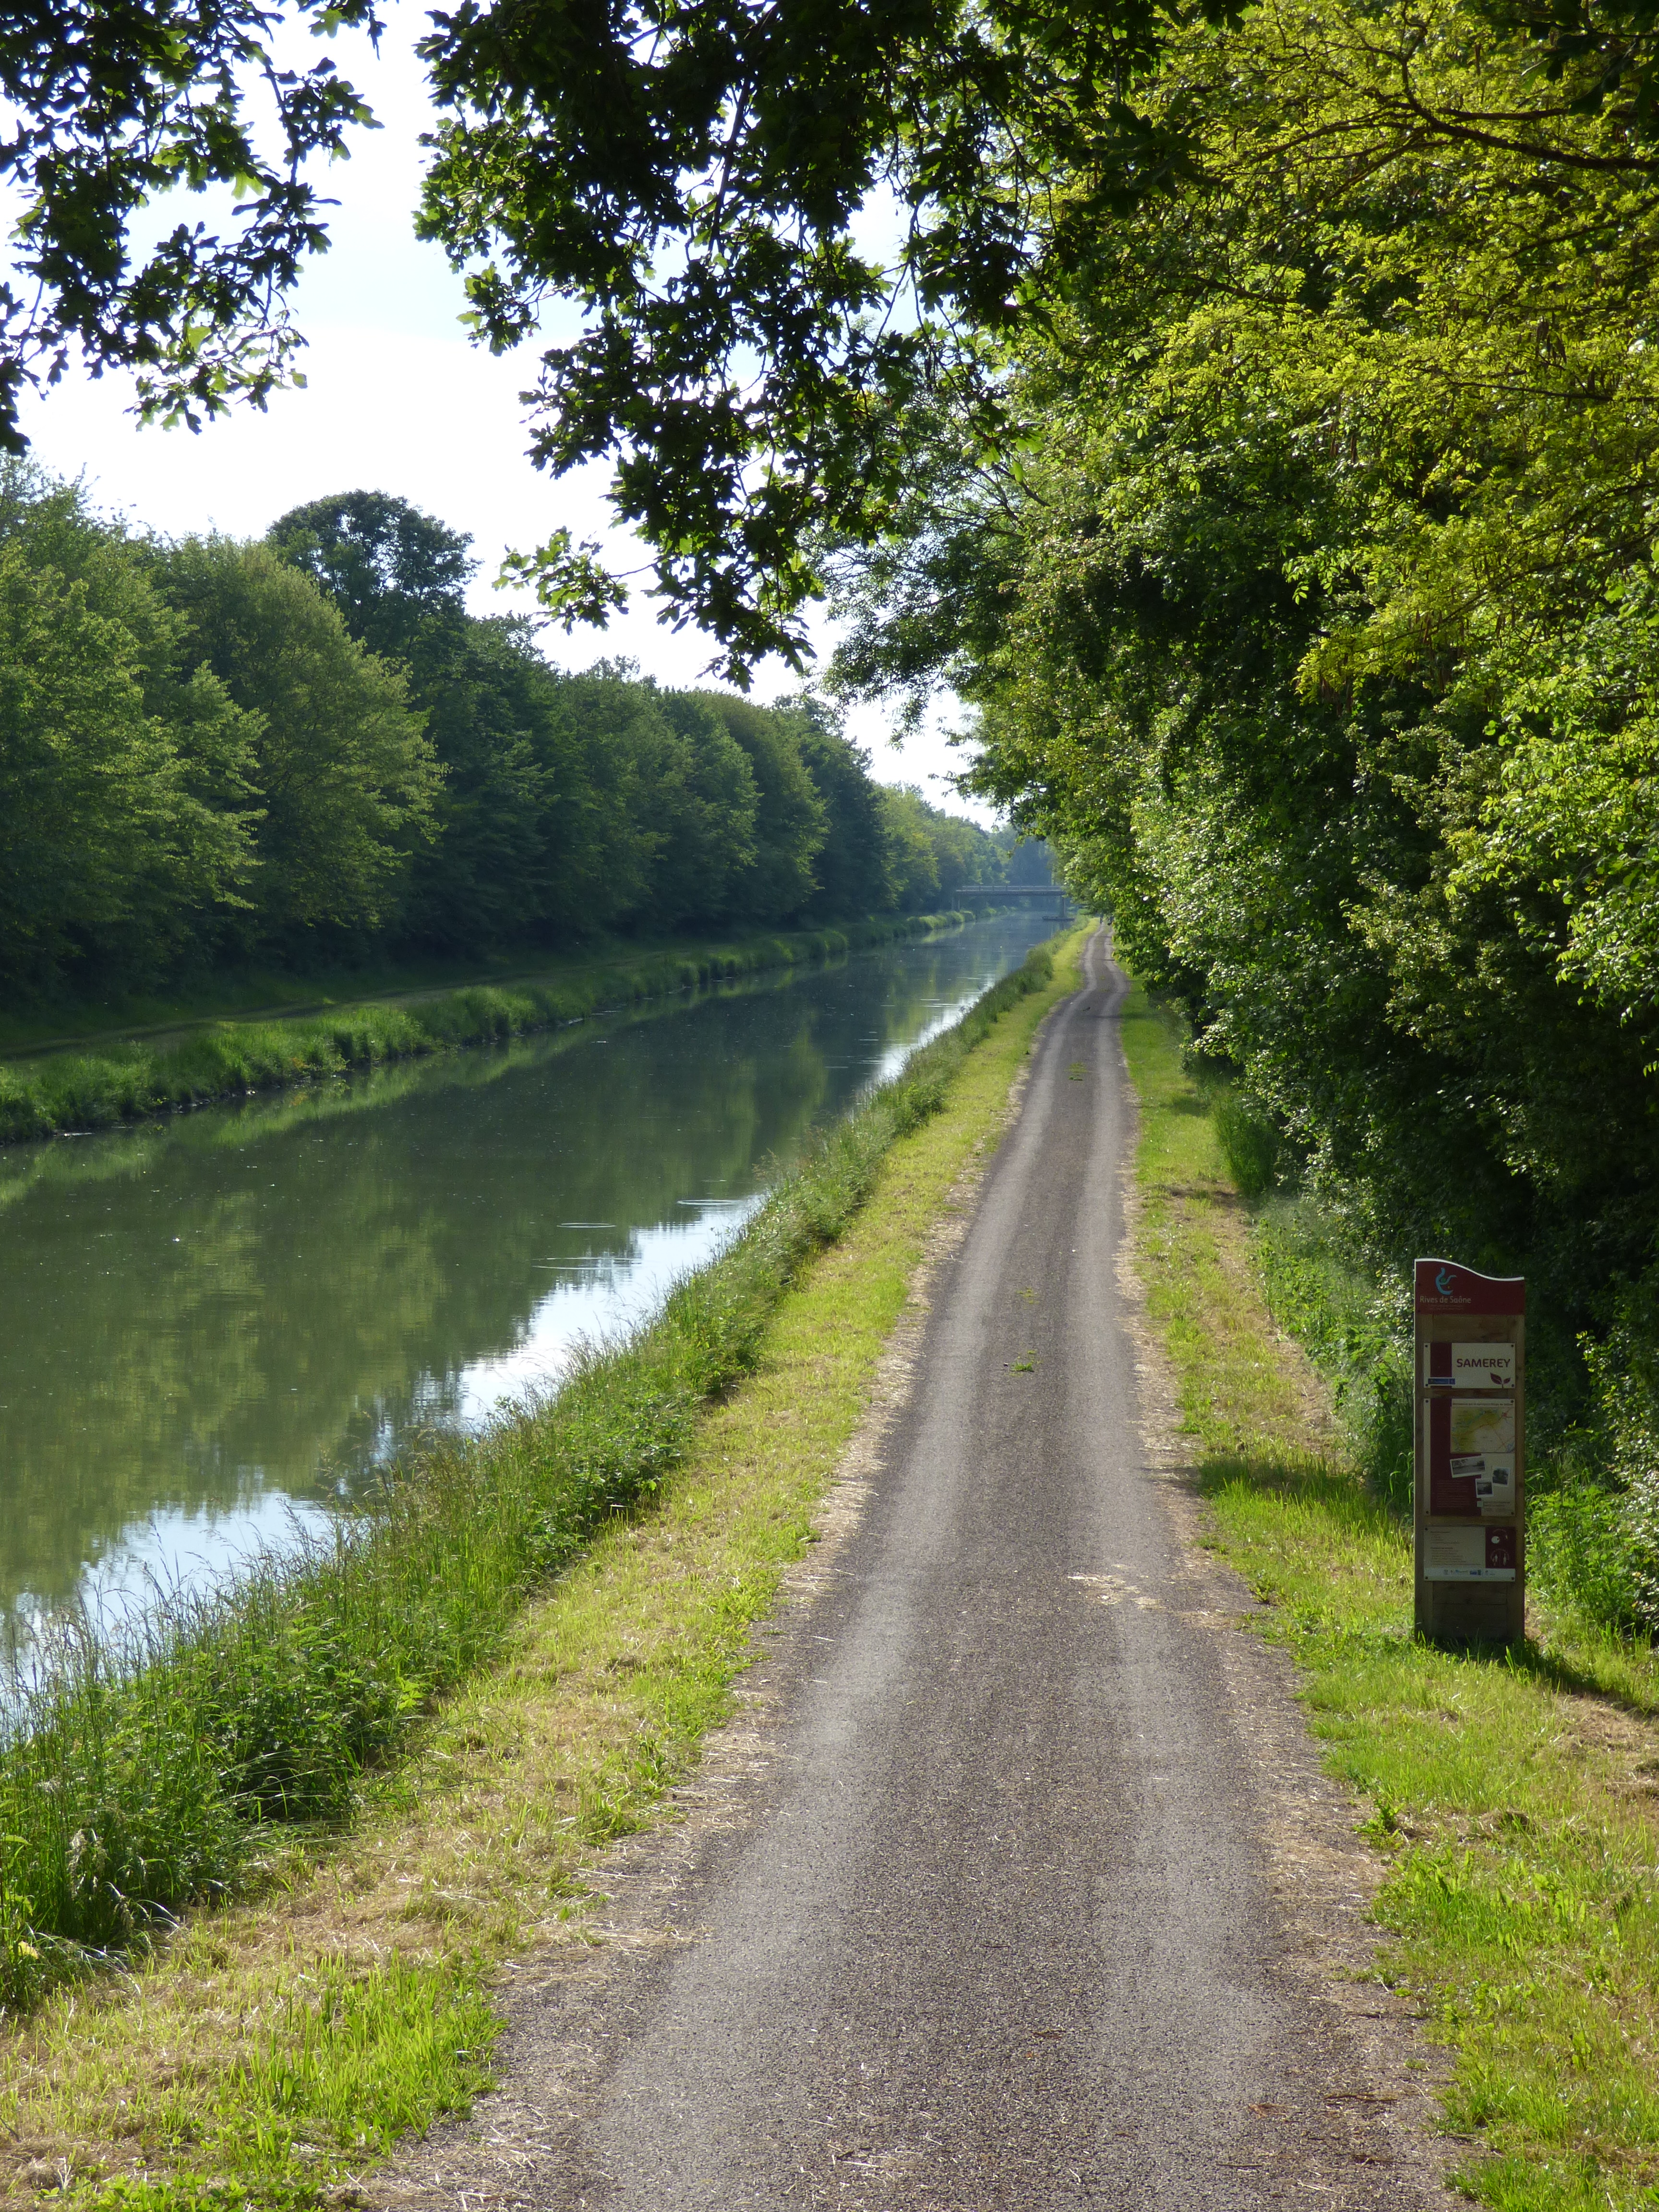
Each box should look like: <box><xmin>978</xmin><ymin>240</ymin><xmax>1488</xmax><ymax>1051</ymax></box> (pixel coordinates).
<box><xmin>0</xmin><ymin>910</ymin><xmax>989</xmax><ymax>1145</ymax></box>
<box><xmin>0</xmin><ymin>909</ymin><xmax>1060</xmax><ymax>1632</ymax></box>
<box><xmin>0</xmin><ymin>929</ymin><xmax>1083</xmax><ymax>2206</ymax></box>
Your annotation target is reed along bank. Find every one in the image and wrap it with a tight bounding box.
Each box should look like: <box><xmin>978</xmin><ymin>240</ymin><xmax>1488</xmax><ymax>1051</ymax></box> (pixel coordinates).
<box><xmin>0</xmin><ymin>936</ymin><xmax>1064</xmax><ymax>2018</ymax></box>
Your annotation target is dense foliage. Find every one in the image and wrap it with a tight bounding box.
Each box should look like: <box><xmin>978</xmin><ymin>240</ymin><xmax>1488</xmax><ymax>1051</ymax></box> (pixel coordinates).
<box><xmin>405</xmin><ymin>0</ymin><xmax>1659</xmax><ymax>669</ymax></box>
<box><xmin>826</xmin><ymin>0</ymin><xmax>1659</xmax><ymax>1626</ymax></box>
<box><xmin>0</xmin><ymin>469</ymin><xmax>1029</xmax><ymax>1005</ymax></box>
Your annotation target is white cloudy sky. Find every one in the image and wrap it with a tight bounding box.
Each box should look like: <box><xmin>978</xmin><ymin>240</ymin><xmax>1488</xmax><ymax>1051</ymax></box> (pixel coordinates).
<box><xmin>13</xmin><ymin>10</ymin><xmax>989</xmax><ymax>819</ymax></box>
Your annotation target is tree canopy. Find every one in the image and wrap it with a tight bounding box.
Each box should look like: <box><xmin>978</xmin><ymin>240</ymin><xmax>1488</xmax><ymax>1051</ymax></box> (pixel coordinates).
<box><xmin>0</xmin><ymin>0</ymin><xmax>384</xmax><ymax>451</ymax></box>
<box><xmin>414</xmin><ymin>0</ymin><xmax>1659</xmax><ymax>668</ymax></box>
<box><xmin>0</xmin><ymin>472</ymin><xmax>1024</xmax><ymax>998</ymax></box>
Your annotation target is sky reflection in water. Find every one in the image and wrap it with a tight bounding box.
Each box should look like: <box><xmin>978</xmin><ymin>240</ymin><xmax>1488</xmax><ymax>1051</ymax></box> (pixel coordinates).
<box><xmin>0</xmin><ymin>916</ymin><xmax>1058</xmax><ymax>1635</ymax></box>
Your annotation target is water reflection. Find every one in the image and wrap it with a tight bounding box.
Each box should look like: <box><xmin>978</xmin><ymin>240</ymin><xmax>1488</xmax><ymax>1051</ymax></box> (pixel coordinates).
<box><xmin>0</xmin><ymin>915</ymin><xmax>1057</xmax><ymax>1627</ymax></box>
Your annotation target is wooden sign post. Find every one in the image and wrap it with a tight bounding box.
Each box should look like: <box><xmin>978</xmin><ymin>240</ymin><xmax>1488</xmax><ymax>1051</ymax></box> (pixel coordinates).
<box><xmin>1414</xmin><ymin>1259</ymin><xmax>1526</xmax><ymax>1645</ymax></box>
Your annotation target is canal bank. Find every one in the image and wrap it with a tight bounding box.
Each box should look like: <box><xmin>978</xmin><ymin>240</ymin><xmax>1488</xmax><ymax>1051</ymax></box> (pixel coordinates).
<box><xmin>0</xmin><ymin>908</ymin><xmax>1011</xmax><ymax>1147</ymax></box>
<box><xmin>0</xmin><ymin>911</ymin><xmax>1058</xmax><ymax>1637</ymax></box>
<box><xmin>0</xmin><ymin>930</ymin><xmax>1083</xmax><ymax>2191</ymax></box>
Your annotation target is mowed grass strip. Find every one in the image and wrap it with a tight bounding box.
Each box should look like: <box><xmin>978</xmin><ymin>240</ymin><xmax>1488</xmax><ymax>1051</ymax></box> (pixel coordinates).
<box><xmin>0</xmin><ymin>931</ymin><xmax>1089</xmax><ymax>2212</ymax></box>
<box><xmin>1119</xmin><ymin>981</ymin><xmax>1659</xmax><ymax>2212</ymax></box>
<box><xmin>0</xmin><ymin>909</ymin><xmax>981</xmax><ymax>1144</ymax></box>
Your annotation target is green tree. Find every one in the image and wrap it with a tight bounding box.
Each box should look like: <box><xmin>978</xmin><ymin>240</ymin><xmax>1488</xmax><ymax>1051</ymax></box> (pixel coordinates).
<box><xmin>267</xmin><ymin>493</ymin><xmax>477</xmax><ymax>663</ymax></box>
<box><xmin>878</xmin><ymin>788</ymin><xmax>943</xmax><ymax>914</ymax></box>
<box><xmin>540</xmin><ymin>663</ymin><xmax>672</xmax><ymax>935</ymax></box>
<box><xmin>649</xmin><ymin>693</ymin><xmax>761</xmax><ymax>928</ymax></box>
<box><xmin>680</xmin><ymin>694</ymin><xmax>827</xmax><ymax>920</ymax></box>
<box><xmin>396</xmin><ymin>616</ymin><xmax>570</xmax><ymax>952</ymax></box>
<box><xmin>0</xmin><ymin>467</ymin><xmax>259</xmax><ymax>995</ymax></box>
<box><xmin>876</xmin><ymin>785</ymin><xmax>1003</xmax><ymax>910</ymax></box>
<box><xmin>0</xmin><ymin>552</ymin><xmax>257</xmax><ymax>993</ymax></box>
<box><xmin>156</xmin><ymin>540</ymin><xmax>442</xmax><ymax>946</ymax></box>
<box><xmin>790</xmin><ymin>699</ymin><xmax>898</xmax><ymax>919</ymax></box>
<box><xmin>269</xmin><ymin>494</ymin><xmax>704</xmax><ymax>955</ymax></box>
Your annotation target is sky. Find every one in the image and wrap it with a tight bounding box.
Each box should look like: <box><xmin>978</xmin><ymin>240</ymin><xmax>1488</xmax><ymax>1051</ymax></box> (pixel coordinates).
<box><xmin>13</xmin><ymin>10</ymin><xmax>991</xmax><ymax>822</ymax></box>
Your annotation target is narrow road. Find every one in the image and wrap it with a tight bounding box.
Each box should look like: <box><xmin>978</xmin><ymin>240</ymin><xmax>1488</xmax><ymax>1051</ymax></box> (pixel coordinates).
<box><xmin>409</xmin><ymin>928</ymin><xmax>1443</xmax><ymax>2211</ymax></box>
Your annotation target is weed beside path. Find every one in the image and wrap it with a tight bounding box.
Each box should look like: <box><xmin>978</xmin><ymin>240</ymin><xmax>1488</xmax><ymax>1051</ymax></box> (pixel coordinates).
<box><xmin>0</xmin><ymin>910</ymin><xmax>987</xmax><ymax>1145</ymax></box>
<box><xmin>0</xmin><ymin>931</ymin><xmax>1087</xmax><ymax>2212</ymax></box>
<box><xmin>1119</xmin><ymin>980</ymin><xmax>1659</xmax><ymax>2212</ymax></box>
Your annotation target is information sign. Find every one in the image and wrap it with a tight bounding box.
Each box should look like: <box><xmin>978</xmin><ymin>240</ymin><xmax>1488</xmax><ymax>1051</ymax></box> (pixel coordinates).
<box><xmin>1414</xmin><ymin>1260</ymin><xmax>1525</xmax><ymax>1642</ymax></box>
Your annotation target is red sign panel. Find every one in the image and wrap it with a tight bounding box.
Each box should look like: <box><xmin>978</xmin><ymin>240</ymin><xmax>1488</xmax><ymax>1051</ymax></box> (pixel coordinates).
<box><xmin>1414</xmin><ymin>1259</ymin><xmax>1526</xmax><ymax>1316</ymax></box>
<box><xmin>1486</xmin><ymin>1526</ymin><xmax>1518</xmax><ymax>1571</ymax></box>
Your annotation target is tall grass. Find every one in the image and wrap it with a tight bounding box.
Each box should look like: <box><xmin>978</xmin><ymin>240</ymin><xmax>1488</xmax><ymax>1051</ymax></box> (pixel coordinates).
<box><xmin>1251</xmin><ymin>1194</ymin><xmax>1416</xmax><ymax>1512</ymax></box>
<box><xmin>0</xmin><ymin>939</ymin><xmax>1058</xmax><ymax>2016</ymax></box>
<box><xmin>0</xmin><ymin>911</ymin><xmax>984</xmax><ymax>1145</ymax></box>
<box><xmin>1211</xmin><ymin>1088</ymin><xmax>1281</xmax><ymax>1202</ymax></box>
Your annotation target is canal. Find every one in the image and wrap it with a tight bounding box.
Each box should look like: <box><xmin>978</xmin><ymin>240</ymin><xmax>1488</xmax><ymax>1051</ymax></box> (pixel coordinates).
<box><xmin>0</xmin><ymin>913</ymin><xmax>1058</xmax><ymax>1635</ymax></box>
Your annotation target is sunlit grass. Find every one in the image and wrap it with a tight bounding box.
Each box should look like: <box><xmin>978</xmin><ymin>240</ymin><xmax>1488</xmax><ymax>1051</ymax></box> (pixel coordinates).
<box><xmin>0</xmin><ymin>930</ymin><xmax>1087</xmax><ymax>2207</ymax></box>
<box><xmin>1118</xmin><ymin>981</ymin><xmax>1659</xmax><ymax>2212</ymax></box>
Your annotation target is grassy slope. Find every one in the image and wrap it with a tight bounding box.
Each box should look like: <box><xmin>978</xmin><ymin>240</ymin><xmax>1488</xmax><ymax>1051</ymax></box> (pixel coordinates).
<box><xmin>0</xmin><ymin>911</ymin><xmax>979</xmax><ymax>1145</ymax></box>
<box><xmin>0</xmin><ymin>933</ymin><xmax>1088</xmax><ymax>2212</ymax></box>
<box><xmin>0</xmin><ymin>914</ymin><xmax>1007</xmax><ymax>1056</ymax></box>
<box><xmin>1120</xmin><ymin>981</ymin><xmax>1659</xmax><ymax>2212</ymax></box>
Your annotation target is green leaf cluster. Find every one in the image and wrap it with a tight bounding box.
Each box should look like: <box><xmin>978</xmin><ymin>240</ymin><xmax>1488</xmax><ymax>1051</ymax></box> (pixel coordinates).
<box><xmin>828</xmin><ymin>0</ymin><xmax>1659</xmax><ymax>1615</ymax></box>
<box><xmin>0</xmin><ymin>0</ymin><xmax>385</xmax><ymax>446</ymax></box>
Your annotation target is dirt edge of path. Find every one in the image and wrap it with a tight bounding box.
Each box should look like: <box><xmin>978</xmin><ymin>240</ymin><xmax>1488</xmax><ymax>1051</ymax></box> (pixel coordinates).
<box><xmin>1110</xmin><ymin>987</ymin><xmax>1460</xmax><ymax>2205</ymax></box>
<box><xmin>363</xmin><ymin>962</ymin><xmax>1063</xmax><ymax>2212</ymax></box>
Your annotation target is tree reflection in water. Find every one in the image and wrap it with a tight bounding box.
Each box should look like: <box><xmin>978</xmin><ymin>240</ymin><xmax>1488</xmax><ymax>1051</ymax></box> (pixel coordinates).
<box><xmin>0</xmin><ymin>915</ymin><xmax>1056</xmax><ymax>1628</ymax></box>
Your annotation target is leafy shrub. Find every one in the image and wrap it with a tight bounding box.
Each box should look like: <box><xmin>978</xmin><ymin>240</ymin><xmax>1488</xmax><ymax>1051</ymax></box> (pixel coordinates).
<box><xmin>1528</xmin><ymin>1482</ymin><xmax>1645</xmax><ymax>1635</ymax></box>
<box><xmin>1213</xmin><ymin>1089</ymin><xmax>1281</xmax><ymax>1202</ymax></box>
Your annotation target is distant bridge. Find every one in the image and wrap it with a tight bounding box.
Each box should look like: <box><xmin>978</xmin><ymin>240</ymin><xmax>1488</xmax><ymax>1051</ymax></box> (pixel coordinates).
<box><xmin>956</xmin><ymin>882</ymin><xmax>1073</xmax><ymax>910</ymax></box>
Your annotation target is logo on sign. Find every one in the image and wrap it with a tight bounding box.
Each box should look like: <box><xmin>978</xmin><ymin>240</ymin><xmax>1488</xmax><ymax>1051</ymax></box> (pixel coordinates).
<box><xmin>1436</xmin><ymin>1266</ymin><xmax>1455</xmax><ymax>1296</ymax></box>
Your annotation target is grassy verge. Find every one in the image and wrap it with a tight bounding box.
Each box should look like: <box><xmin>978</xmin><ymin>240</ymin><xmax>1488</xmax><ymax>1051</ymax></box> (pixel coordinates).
<box><xmin>0</xmin><ymin>928</ymin><xmax>1088</xmax><ymax>2209</ymax></box>
<box><xmin>0</xmin><ymin>910</ymin><xmax>985</xmax><ymax>1145</ymax></box>
<box><xmin>1120</xmin><ymin>979</ymin><xmax>1659</xmax><ymax>2212</ymax></box>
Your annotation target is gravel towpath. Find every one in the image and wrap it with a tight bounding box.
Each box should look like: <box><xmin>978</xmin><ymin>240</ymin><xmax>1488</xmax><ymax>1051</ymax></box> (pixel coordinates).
<box><xmin>383</xmin><ymin>926</ymin><xmax>1453</xmax><ymax>2211</ymax></box>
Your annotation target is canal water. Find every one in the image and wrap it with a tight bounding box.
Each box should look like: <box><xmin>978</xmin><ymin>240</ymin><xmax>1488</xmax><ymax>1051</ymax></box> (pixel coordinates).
<box><xmin>0</xmin><ymin>913</ymin><xmax>1058</xmax><ymax>1635</ymax></box>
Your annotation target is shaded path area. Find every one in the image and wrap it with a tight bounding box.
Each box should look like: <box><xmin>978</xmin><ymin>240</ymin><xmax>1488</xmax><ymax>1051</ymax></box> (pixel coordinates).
<box><xmin>389</xmin><ymin>929</ymin><xmax>1449</xmax><ymax>2211</ymax></box>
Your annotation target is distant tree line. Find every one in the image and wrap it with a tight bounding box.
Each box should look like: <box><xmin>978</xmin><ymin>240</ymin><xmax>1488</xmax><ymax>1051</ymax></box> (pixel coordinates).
<box><xmin>0</xmin><ymin>473</ymin><xmax>1043</xmax><ymax>1002</ymax></box>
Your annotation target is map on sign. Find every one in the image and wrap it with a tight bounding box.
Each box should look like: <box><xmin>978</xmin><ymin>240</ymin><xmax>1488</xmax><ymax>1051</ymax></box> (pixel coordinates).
<box><xmin>1450</xmin><ymin>1398</ymin><xmax>1516</xmax><ymax>1517</ymax></box>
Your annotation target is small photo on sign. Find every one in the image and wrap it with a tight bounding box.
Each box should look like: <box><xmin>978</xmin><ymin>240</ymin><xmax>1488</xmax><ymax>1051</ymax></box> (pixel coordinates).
<box><xmin>1476</xmin><ymin>1463</ymin><xmax>1515</xmax><ymax>1517</ymax></box>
